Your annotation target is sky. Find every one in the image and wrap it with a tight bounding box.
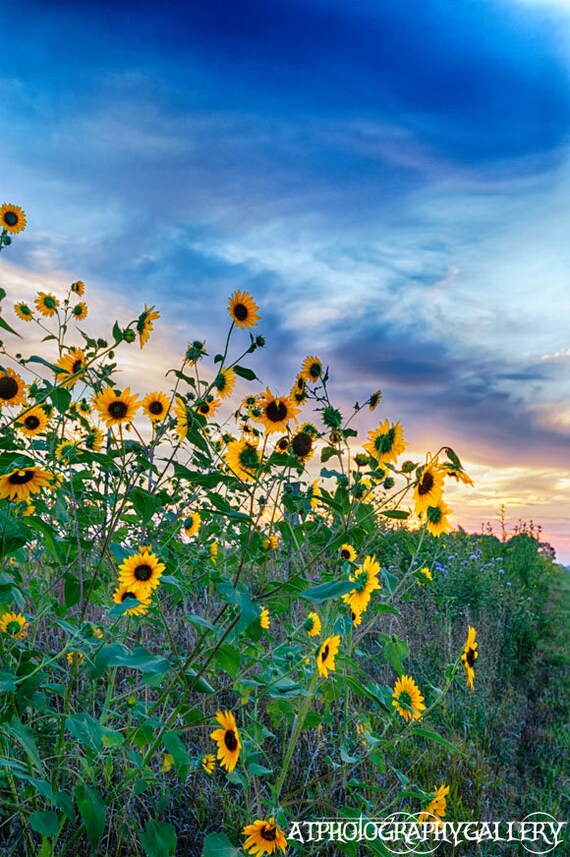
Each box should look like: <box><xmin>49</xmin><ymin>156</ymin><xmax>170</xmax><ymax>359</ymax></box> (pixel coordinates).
<box><xmin>1</xmin><ymin>0</ymin><xmax>569</xmax><ymax>560</ymax></box>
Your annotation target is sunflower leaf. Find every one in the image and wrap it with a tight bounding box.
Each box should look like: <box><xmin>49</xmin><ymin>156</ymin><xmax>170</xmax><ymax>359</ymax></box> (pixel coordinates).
<box><xmin>0</xmin><ymin>316</ymin><xmax>22</xmax><ymax>338</ymax></box>
<box><xmin>233</xmin><ymin>365</ymin><xmax>257</xmax><ymax>381</ymax></box>
<box><xmin>75</xmin><ymin>783</ymin><xmax>106</xmax><ymax>851</ymax></box>
<box><xmin>202</xmin><ymin>832</ymin><xmax>242</xmax><ymax>857</ymax></box>
<box><xmin>140</xmin><ymin>819</ymin><xmax>177</xmax><ymax>857</ymax></box>
<box><xmin>380</xmin><ymin>509</ymin><xmax>410</xmax><ymax>519</ymax></box>
<box><xmin>302</xmin><ymin>579</ymin><xmax>356</xmax><ymax>603</ymax></box>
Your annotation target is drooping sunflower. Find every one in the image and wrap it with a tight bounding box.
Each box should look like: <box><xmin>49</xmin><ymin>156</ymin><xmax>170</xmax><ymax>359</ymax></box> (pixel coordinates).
<box><xmin>183</xmin><ymin>511</ymin><xmax>201</xmax><ymax>538</ymax></box>
<box><xmin>71</xmin><ymin>302</ymin><xmax>88</xmax><ymax>321</ymax></box>
<box><xmin>0</xmin><ymin>611</ymin><xmax>28</xmax><ymax>639</ymax></box>
<box><xmin>118</xmin><ymin>548</ymin><xmax>165</xmax><ymax>593</ymax></box>
<box><xmin>341</xmin><ymin>554</ymin><xmax>381</xmax><ymax>618</ymax></box>
<box><xmin>196</xmin><ymin>397</ymin><xmax>220</xmax><ymax>419</ymax></box>
<box><xmin>174</xmin><ymin>397</ymin><xmax>190</xmax><ymax>441</ymax></box>
<box><xmin>368</xmin><ymin>389</ymin><xmax>382</xmax><ymax>411</ymax></box>
<box><xmin>1</xmin><ymin>203</ymin><xmax>27</xmax><ymax>234</ymax></box>
<box><xmin>0</xmin><ymin>367</ymin><xmax>27</xmax><ymax>408</ymax></box>
<box><xmin>426</xmin><ymin>500</ymin><xmax>452</xmax><ymax>537</ymax></box>
<box><xmin>290</xmin><ymin>430</ymin><xmax>314</xmax><ymax>462</ymax></box>
<box><xmin>254</xmin><ymin>388</ymin><xmax>300</xmax><ymax>434</ymax></box>
<box><xmin>202</xmin><ymin>754</ymin><xmax>216</xmax><ymax>774</ymax></box>
<box><xmin>34</xmin><ymin>292</ymin><xmax>60</xmax><ymax>318</ymax></box>
<box><xmin>441</xmin><ymin>461</ymin><xmax>474</xmax><ymax>486</ymax></box>
<box><xmin>413</xmin><ymin>465</ymin><xmax>445</xmax><ymax>515</ymax></box>
<box><xmin>70</xmin><ymin>280</ymin><xmax>85</xmax><ymax>296</ymax></box>
<box><xmin>228</xmin><ymin>290</ymin><xmax>260</xmax><ymax>329</ymax></box>
<box><xmin>213</xmin><ymin>368</ymin><xmax>236</xmax><ymax>400</ymax></box>
<box><xmin>418</xmin><ymin>784</ymin><xmax>450</xmax><ymax>827</ymax></box>
<box><xmin>308</xmin><ymin>479</ymin><xmax>321</xmax><ymax>510</ymax></box>
<box><xmin>300</xmin><ymin>355</ymin><xmax>323</xmax><ymax>383</ymax></box>
<box><xmin>16</xmin><ymin>405</ymin><xmax>49</xmax><ymax>437</ymax></box>
<box><xmin>137</xmin><ymin>304</ymin><xmax>160</xmax><ymax>348</ymax></box>
<box><xmin>14</xmin><ymin>302</ymin><xmax>33</xmax><ymax>322</ymax></box>
<box><xmin>364</xmin><ymin>419</ymin><xmax>407</xmax><ymax>466</ymax></box>
<box><xmin>0</xmin><ymin>465</ymin><xmax>53</xmax><ymax>503</ymax></box>
<box><xmin>93</xmin><ymin>387</ymin><xmax>140</xmax><ymax>428</ymax></box>
<box><xmin>112</xmin><ymin>583</ymin><xmax>151</xmax><ymax>616</ymax></box>
<box><xmin>317</xmin><ymin>634</ymin><xmax>341</xmax><ymax>678</ymax></box>
<box><xmin>83</xmin><ymin>426</ymin><xmax>104</xmax><ymax>452</ymax></box>
<box><xmin>290</xmin><ymin>374</ymin><xmax>308</xmax><ymax>404</ymax></box>
<box><xmin>186</xmin><ymin>340</ymin><xmax>207</xmax><ymax>364</ymax></box>
<box><xmin>392</xmin><ymin>674</ymin><xmax>426</xmax><ymax>722</ymax></box>
<box><xmin>243</xmin><ymin>818</ymin><xmax>287</xmax><ymax>856</ymax></box>
<box><xmin>462</xmin><ymin>626</ymin><xmax>478</xmax><ymax>690</ymax></box>
<box><xmin>300</xmin><ymin>421</ymin><xmax>319</xmax><ymax>437</ymax></box>
<box><xmin>339</xmin><ymin>544</ymin><xmax>357</xmax><ymax>563</ymax></box>
<box><xmin>210</xmin><ymin>710</ymin><xmax>242</xmax><ymax>772</ymax></box>
<box><xmin>142</xmin><ymin>391</ymin><xmax>170</xmax><ymax>423</ymax></box>
<box><xmin>225</xmin><ymin>437</ymin><xmax>262</xmax><ymax>482</ymax></box>
<box><xmin>56</xmin><ymin>347</ymin><xmax>86</xmax><ymax>389</ymax></box>
<box><xmin>304</xmin><ymin>612</ymin><xmax>321</xmax><ymax>637</ymax></box>
<box><xmin>259</xmin><ymin>606</ymin><xmax>270</xmax><ymax>629</ymax></box>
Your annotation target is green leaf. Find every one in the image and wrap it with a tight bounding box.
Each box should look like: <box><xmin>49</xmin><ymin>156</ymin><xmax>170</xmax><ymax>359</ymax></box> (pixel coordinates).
<box><xmin>75</xmin><ymin>784</ymin><xmax>106</xmax><ymax>852</ymax></box>
<box><xmin>0</xmin><ymin>315</ymin><xmax>22</xmax><ymax>338</ymax></box>
<box><xmin>185</xmin><ymin>669</ymin><xmax>215</xmax><ymax>694</ymax></box>
<box><xmin>29</xmin><ymin>811</ymin><xmax>59</xmax><ymax>836</ymax></box>
<box><xmin>233</xmin><ymin>365</ymin><xmax>257</xmax><ymax>381</ymax></box>
<box><xmin>321</xmin><ymin>446</ymin><xmax>341</xmax><ymax>463</ymax></box>
<box><xmin>383</xmin><ymin>637</ymin><xmax>409</xmax><ymax>674</ymax></box>
<box><xmin>213</xmin><ymin>643</ymin><xmax>240</xmax><ymax>678</ymax></box>
<box><xmin>25</xmin><ymin>517</ymin><xmax>63</xmax><ymax>561</ymax></box>
<box><xmin>130</xmin><ymin>487</ymin><xmax>162</xmax><ymax>523</ymax></box>
<box><xmin>445</xmin><ymin>447</ymin><xmax>462</xmax><ymax>469</ymax></box>
<box><xmin>380</xmin><ymin>509</ymin><xmax>410</xmax><ymax>519</ymax></box>
<box><xmin>49</xmin><ymin>386</ymin><xmax>72</xmax><ymax>414</ymax></box>
<box><xmin>162</xmin><ymin>731</ymin><xmax>191</xmax><ymax>776</ymax></box>
<box><xmin>140</xmin><ymin>819</ymin><xmax>177</xmax><ymax>857</ymax></box>
<box><xmin>410</xmin><ymin>728</ymin><xmax>463</xmax><ymax>754</ymax></box>
<box><xmin>0</xmin><ymin>671</ymin><xmax>16</xmax><ymax>693</ymax></box>
<box><xmin>66</xmin><ymin>713</ymin><xmax>124</xmax><ymax>752</ymax></box>
<box><xmin>301</xmin><ymin>579</ymin><xmax>356</xmax><ymax>603</ymax></box>
<box><xmin>202</xmin><ymin>832</ymin><xmax>242</xmax><ymax>857</ymax></box>
<box><xmin>2</xmin><ymin>716</ymin><xmax>43</xmax><ymax>771</ymax></box>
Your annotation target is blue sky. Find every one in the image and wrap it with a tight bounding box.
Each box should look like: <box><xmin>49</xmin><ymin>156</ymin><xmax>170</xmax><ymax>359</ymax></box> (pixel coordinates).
<box><xmin>2</xmin><ymin>0</ymin><xmax>569</xmax><ymax>558</ymax></box>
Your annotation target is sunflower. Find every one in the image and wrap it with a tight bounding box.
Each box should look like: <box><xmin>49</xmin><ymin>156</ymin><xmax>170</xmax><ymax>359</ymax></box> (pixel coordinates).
<box><xmin>186</xmin><ymin>340</ymin><xmax>207</xmax><ymax>364</ymax></box>
<box><xmin>300</xmin><ymin>355</ymin><xmax>323</xmax><ymax>383</ymax></box>
<box><xmin>413</xmin><ymin>465</ymin><xmax>445</xmax><ymax>515</ymax></box>
<box><xmin>254</xmin><ymin>388</ymin><xmax>300</xmax><ymax>434</ymax></box>
<box><xmin>202</xmin><ymin>754</ymin><xmax>216</xmax><ymax>774</ymax></box>
<box><xmin>304</xmin><ymin>612</ymin><xmax>321</xmax><ymax>637</ymax></box>
<box><xmin>274</xmin><ymin>436</ymin><xmax>289</xmax><ymax>454</ymax></box>
<box><xmin>339</xmin><ymin>544</ymin><xmax>357</xmax><ymax>563</ymax></box>
<box><xmin>56</xmin><ymin>347</ymin><xmax>86</xmax><ymax>389</ymax></box>
<box><xmin>262</xmin><ymin>535</ymin><xmax>278</xmax><ymax>551</ymax></box>
<box><xmin>300</xmin><ymin>421</ymin><xmax>318</xmax><ymax>437</ymax></box>
<box><xmin>16</xmin><ymin>405</ymin><xmax>48</xmax><ymax>437</ymax></box>
<box><xmin>1</xmin><ymin>203</ymin><xmax>26</xmax><ymax>234</ymax></box>
<box><xmin>290</xmin><ymin>374</ymin><xmax>308</xmax><ymax>404</ymax></box>
<box><xmin>225</xmin><ymin>437</ymin><xmax>262</xmax><ymax>482</ymax></box>
<box><xmin>462</xmin><ymin>626</ymin><xmax>478</xmax><ymax>690</ymax></box>
<box><xmin>88</xmin><ymin>624</ymin><xmax>104</xmax><ymax>640</ymax></box>
<box><xmin>308</xmin><ymin>480</ymin><xmax>321</xmax><ymax>510</ymax></box>
<box><xmin>0</xmin><ymin>611</ymin><xmax>28</xmax><ymax>639</ymax></box>
<box><xmin>0</xmin><ymin>465</ymin><xmax>53</xmax><ymax>503</ymax></box>
<box><xmin>34</xmin><ymin>292</ymin><xmax>60</xmax><ymax>318</ymax></box>
<box><xmin>56</xmin><ymin>438</ymin><xmax>80</xmax><ymax>460</ymax></box>
<box><xmin>392</xmin><ymin>674</ymin><xmax>426</xmax><ymax>722</ymax></box>
<box><xmin>426</xmin><ymin>500</ymin><xmax>452</xmax><ymax>537</ymax></box>
<box><xmin>0</xmin><ymin>367</ymin><xmax>27</xmax><ymax>408</ymax></box>
<box><xmin>441</xmin><ymin>461</ymin><xmax>474</xmax><ymax>486</ymax></box>
<box><xmin>70</xmin><ymin>280</ymin><xmax>85</xmax><ymax>296</ymax></box>
<box><xmin>368</xmin><ymin>390</ymin><xmax>382</xmax><ymax>411</ymax></box>
<box><xmin>137</xmin><ymin>304</ymin><xmax>160</xmax><ymax>348</ymax></box>
<box><xmin>213</xmin><ymin>368</ymin><xmax>236</xmax><ymax>400</ymax></box>
<box><xmin>290</xmin><ymin>430</ymin><xmax>314</xmax><ymax>462</ymax></box>
<box><xmin>364</xmin><ymin>419</ymin><xmax>407</xmax><ymax>466</ymax></box>
<box><xmin>243</xmin><ymin>818</ymin><xmax>287</xmax><ymax>856</ymax></box>
<box><xmin>317</xmin><ymin>634</ymin><xmax>341</xmax><ymax>678</ymax></box>
<box><xmin>118</xmin><ymin>548</ymin><xmax>165</xmax><ymax>593</ymax></box>
<box><xmin>228</xmin><ymin>290</ymin><xmax>260</xmax><ymax>329</ymax></box>
<box><xmin>14</xmin><ymin>302</ymin><xmax>33</xmax><ymax>322</ymax></box>
<box><xmin>142</xmin><ymin>391</ymin><xmax>170</xmax><ymax>423</ymax></box>
<box><xmin>174</xmin><ymin>397</ymin><xmax>190</xmax><ymax>441</ymax></box>
<box><xmin>160</xmin><ymin>754</ymin><xmax>174</xmax><ymax>774</ymax></box>
<box><xmin>70</xmin><ymin>302</ymin><xmax>88</xmax><ymax>321</ymax></box>
<box><xmin>196</xmin><ymin>397</ymin><xmax>220</xmax><ymax>419</ymax></box>
<box><xmin>417</xmin><ymin>567</ymin><xmax>433</xmax><ymax>586</ymax></box>
<box><xmin>342</xmin><ymin>554</ymin><xmax>381</xmax><ymax>617</ymax></box>
<box><xmin>259</xmin><ymin>606</ymin><xmax>270</xmax><ymax>629</ymax></box>
<box><xmin>112</xmin><ymin>583</ymin><xmax>152</xmax><ymax>616</ymax></box>
<box><xmin>418</xmin><ymin>784</ymin><xmax>450</xmax><ymax>827</ymax></box>
<box><xmin>93</xmin><ymin>387</ymin><xmax>140</xmax><ymax>428</ymax></box>
<box><xmin>183</xmin><ymin>511</ymin><xmax>201</xmax><ymax>538</ymax></box>
<box><xmin>210</xmin><ymin>710</ymin><xmax>241</xmax><ymax>772</ymax></box>
<box><xmin>209</xmin><ymin>541</ymin><xmax>218</xmax><ymax>563</ymax></box>
<box><xmin>84</xmin><ymin>426</ymin><xmax>104</xmax><ymax>452</ymax></box>
<box><xmin>66</xmin><ymin>651</ymin><xmax>84</xmax><ymax>665</ymax></box>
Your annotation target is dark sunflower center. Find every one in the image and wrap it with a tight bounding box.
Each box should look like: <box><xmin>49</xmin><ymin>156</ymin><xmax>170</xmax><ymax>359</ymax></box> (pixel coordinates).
<box><xmin>375</xmin><ymin>427</ymin><xmax>396</xmax><ymax>454</ymax></box>
<box><xmin>134</xmin><ymin>564</ymin><xmax>153</xmax><ymax>581</ymax></box>
<box><xmin>292</xmin><ymin>432</ymin><xmax>312</xmax><ymax>457</ymax></box>
<box><xmin>466</xmin><ymin>648</ymin><xmax>475</xmax><ymax>668</ymax></box>
<box><xmin>296</xmin><ymin>377</ymin><xmax>305</xmax><ymax>391</ymax></box>
<box><xmin>72</xmin><ymin>360</ymin><xmax>83</xmax><ymax>373</ymax></box>
<box><xmin>224</xmin><ymin>729</ymin><xmax>238</xmax><ymax>751</ymax></box>
<box><xmin>233</xmin><ymin>303</ymin><xmax>248</xmax><ymax>321</ymax></box>
<box><xmin>266</xmin><ymin>400</ymin><xmax>287</xmax><ymax>422</ymax></box>
<box><xmin>8</xmin><ymin>470</ymin><xmax>35</xmax><ymax>485</ymax></box>
<box><xmin>24</xmin><ymin>415</ymin><xmax>40</xmax><ymax>430</ymax></box>
<box><xmin>149</xmin><ymin>401</ymin><xmax>164</xmax><ymax>415</ymax></box>
<box><xmin>321</xmin><ymin>645</ymin><xmax>330</xmax><ymax>662</ymax></box>
<box><xmin>418</xmin><ymin>471</ymin><xmax>434</xmax><ymax>495</ymax></box>
<box><xmin>199</xmin><ymin>403</ymin><xmax>210</xmax><ymax>414</ymax></box>
<box><xmin>6</xmin><ymin>620</ymin><xmax>21</xmax><ymax>635</ymax></box>
<box><xmin>0</xmin><ymin>376</ymin><xmax>19</xmax><ymax>399</ymax></box>
<box><xmin>121</xmin><ymin>591</ymin><xmax>138</xmax><ymax>602</ymax></box>
<box><xmin>341</xmin><ymin>549</ymin><xmax>350</xmax><ymax>560</ymax></box>
<box><xmin>261</xmin><ymin>825</ymin><xmax>277</xmax><ymax>842</ymax></box>
<box><xmin>277</xmin><ymin>438</ymin><xmax>288</xmax><ymax>451</ymax></box>
<box><xmin>4</xmin><ymin>212</ymin><xmax>18</xmax><ymax>226</ymax></box>
<box><xmin>108</xmin><ymin>401</ymin><xmax>128</xmax><ymax>419</ymax></box>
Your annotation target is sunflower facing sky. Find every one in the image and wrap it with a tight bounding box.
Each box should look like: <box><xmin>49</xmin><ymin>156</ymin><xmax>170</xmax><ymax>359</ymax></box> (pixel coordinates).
<box><xmin>93</xmin><ymin>386</ymin><xmax>140</xmax><ymax>428</ymax></box>
<box><xmin>414</xmin><ymin>464</ymin><xmax>445</xmax><ymax>516</ymax></box>
<box><xmin>254</xmin><ymin>387</ymin><xmax>300</xmax><ymax>434</ymax></box>
<box><xmin>227</xmin><ymin>290</ymin><xmax>260</xmax><ymax>329</ymax></box>
<box><xmin>16</xmin><ymin>405</ymin><xmax>49</xmax><ymax>437</ymax></box>
<box><xmin>142</xmin><ymin>391</ymin><xmax>171</xmax><ymax>423</ymax></box>
<box><xmin>0</xmin><ymin>203</ymin><xmax>26</xmax><ymax>234</ymax></box>
<box><xmin>0</xmin><ymin>465</ymin><xmax>53</xmax><ymax>503</ymax></box>
<box><xmin>462</xmin><ymin>626</ymin><xmax>478</xmax><ymax>690</ymax></box>
<box><xmin>14</xmin><ymin>301</ymin><xmax>33</xmax><ymax>322</ymax></box>
<box><xmin>34</xmin><ymin>292</ymin><xmax>60</xmax><ymax>318</ymax></box>
<box><xmin>392</xmin><ymin>674</ymin><xmax>426</xmax><ymax>722</ymax></box>
<box><xmin>341</xmin><ymin>554</ymin><xmax>381</xmax><ymax>620</ymax></box>
<box><xmin>118</xmin><ymin>547</ymin><xmax>165</xmax><ymax>593</ymax></box>
<box><xmin>210</xmin><ymin>710</ymin><xmax>242</xmax><ymax>772</ymax></box>
<box><xmin>0</xmin><ymin>367</ymin><xmax>27</xmax><ymax>409</ymax></box>
<box><xmin>364</xmin><ymin>419</ymin><xmax>407</xmax><ymax>466</ymax></box>
<box><xmin>56</xmin><ymin>347</ymin><xmax>86</xmax><ymax>389</ymax></box>
<box><xmin>243</xmin><ymin>818</ymin><xmax>287</xmax><ymax>856</ymax></box>
<box><xmin>225</xmin><ymin>436</ymin><xmax>262</xmax><ymax>481</ymax></box>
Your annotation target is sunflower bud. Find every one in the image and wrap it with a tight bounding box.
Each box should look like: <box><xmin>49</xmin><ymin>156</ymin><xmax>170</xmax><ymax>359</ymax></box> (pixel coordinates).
<box><xmin>401</xmin><ymin>460</ymin><xmax>417</xmax><ymax>473</ymax></box>
<box><xmin>123</xmin><ymin>328</ymin><xmax>136</xmax><ymax>343</ymax></box>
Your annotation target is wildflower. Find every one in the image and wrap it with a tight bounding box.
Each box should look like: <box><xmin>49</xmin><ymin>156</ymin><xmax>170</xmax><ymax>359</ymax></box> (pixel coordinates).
<box><xmin>228</xmin><ymin>290</ymin><xmax>260</xmax><ymax>329</ymax></box>
<box><xmin>275</xmin><ymin>436</ymin><xmax>289</xmax><ymax>454</ymax></box>
<box><xmin>14</xmin><ymin>302</ymin><xmax>33</xmax><ymax>322</ymax></box>
<box><xmin>71</xmin><ymin>302</ymin><xmax>88</xmax><ymax>320</ymax></box>
<box><xmin>417</xmin><ymin>567</ymin><xmax>433</xmax><ymax>586</ymax></box>
<box><xmin>210</xmin><ymin>710</ymin><xmax>241</xmax><ymax>773</ymax></box>
<box><xmin>70</xmin><ymin>280</ymin><xmax>85</xmax><ymax>296</ymax></box>
<box><xmin>225</xmin><ymin>437</ymin><xmax>261</xmax><ymax>482</ymax></box>
<box><xmin>118</xmin><ymin>548</ymin><xmax>165</xmax><ymax>594</ymax></box>
<box><xmin>291</xmin><ymin>430</ymin><xmax>314</xmax><ymax>462</ymax></box>
<box><xmin>290</xmin><ymin>374</ymin><xmax>308</xmax><ymax>404</ymax></box>
<box><xmin>426</xmin><ymin>501</ymin><xmax>453</xmax><ymax>537</ymax></box>
<box><xmin>308</xmin><ymin>480</ymin><xmax>321</xmax><ymax>510</ymax></box>
<box><xmin>0</xmin><ymin>611</ymin><xmax>28</xmax><ymax>639</ymax></box>
<box><xmin>254</xmin><ymin>388</ymin><xmax>300</xmax><ymax>434</ymax></box>
<box><xmin>16</xmin><ymin>405</ymin><xmax>48</xmax><ymax>437</ymax></box>
<box><xmin>300</xmin><ymin>355</ymin><xmax>322</xmax><ymax>383</ymax></box>
<box><xmin>392</xmin><ymin>674</ymin><xmax>426</xmax><ymax>722</ymax></box>
<box><xmin>317</xmin><ymin>634</ymin><xmax>341</xmax><ymax>678</ymax></box>
<box><xmin>462</xmin><ymin>626</ymin><xmax>478</xmax><ymax>690</ymax></box>
<box><xmin>263</xmin><ymin>535</ymin><xmax>278</xmax><ymax>551</ymax></box>
<box><xmin>368</xmin><ymin>389</ymin><xmax>382</xmax><ymax>411</ymax></box>
<box><xmin>84</xmin><ymin>426</ymin><xmax>104</xmax><ymax>452</ymax></box>
<box><xmin>418</xmin><ymin>784</ymin><xmax>450</xmax><ymax>827</ymax></box>
<box><xmin>213</xmin><ymin>368</ymin><xmax>236</xmax><ymax>400</ymax></box>
<box><xmin>202</xmin><ymin>754</ymin><xmax>216</xmax><ymax>774</ymax></box>
<box><xmin>0</xmin><ymin>368</ymin><xmax>27</xmax><ymax>408</ymax></box>
<box><xmin>413</xmin><ymin>465</ymin><xmax>444</xmax><ymax>516</ymax></box>
<box><xmin>364</xmin><ymin>419</ymin><xmax>407</xmax><ymax>466</ymax></box>
<box><xmin>34</xmin><ymin>292</ymin><xmax>60</xmax><ymax>318</ymax></box>
<box><xmin>160</xmin><ymin>754</ymin><xmax>174</xmax><ymax>773</ymax></box>
<box><xmin>0</xmin><ymin>203</ymin><xmax>26</xmax><ymax>234</ymax></box>
<box><xmin>339</xmin><ymin>544</ymin><xmax>357</xmax><ymax>562</ymax></box>
<box><xmin>66</xmin><ymin>651</ymin><xmax>84</xmax><ymax>665</ymax></box>
<box><xmin>174</xmin><ymin>397</ymin><xmax>190</xmax><ymax>441</ymax></box>
<box><xmin>142</xmin><ymin>391</ymin><xmax>170</xmax><ymax>423</ymax></box>
<box><xmin>209</xmin><ymin>541</ymin><xmax>218</xmax><ymax>563</ymax></box>
<box><xmin>197</xmin><ymin>397</ymin><xmax>220</xmax><ymax>419</ymax></box>
<box><xmin>93</xmin><ymin>387</ymin><xmax>140</xmax><ymax>428</ymax></box>
<box><xmin>342</xmin><ymin>555</ymin><xmax>381</xmax><ymax>618</ymax></box>
<box><xmin>55</xmin><ymin>347</ymin><xmax>86</xmax><ymax>389</ymax></box>
<box><xmin>112</xmin><ymin>584</ymin><xmax>152</xmax><ymax>616</ymax></box>
<box><xmin>305</xmin><ymin>612</ymin><xmax>321</xmax><ymax>637</ymax></box>
<box><xmin>259</xmin><ymin>606</ymin><xmax>270</xmax><ymax>629</ymax></box>
<box><xmin>186</xmin><ymin>340</ymin><xmax>207</xmax><ymax>364</ymax></box>
<box><xmin>137</xmin><ymin>304</ymin><xmax>160</xmax><ymax>348</ymax></box>
<box><xmin>243</xmin><ymin>818</ymin><xmax>287</xmax><ymax>856</ymax></box>
<box><xmin>0</xmin><ymin>465</ymin><xmax>53</xmax><ymax>503</ymax></box>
